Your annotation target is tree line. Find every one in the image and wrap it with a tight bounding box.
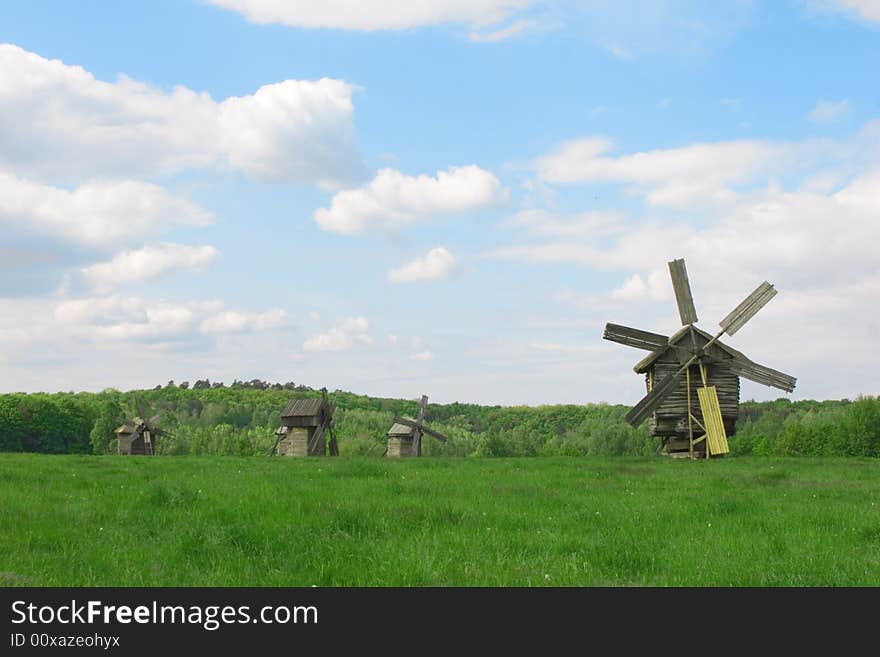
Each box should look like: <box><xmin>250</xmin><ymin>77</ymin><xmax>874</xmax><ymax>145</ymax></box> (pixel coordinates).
<box><xmin>0</xmin><ymin>384</ymin><xmax>877</xmax><ymax>457</ymax></box>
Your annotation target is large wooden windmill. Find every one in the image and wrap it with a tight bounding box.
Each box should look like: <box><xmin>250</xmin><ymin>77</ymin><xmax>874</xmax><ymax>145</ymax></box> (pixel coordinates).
<box><xmin>604</xmin><ymin>258</ymin><xmax>796</xmax><ymax>459</ymax></box>
<box><xmin>273</xmin><ymin>388</ymin><xmax>339</xmax><ymax>457</ymax></box>
<box><xmin>387</xmin><ymin>395</ymin><xmax>448</xmax><ymax>457</ymax></box>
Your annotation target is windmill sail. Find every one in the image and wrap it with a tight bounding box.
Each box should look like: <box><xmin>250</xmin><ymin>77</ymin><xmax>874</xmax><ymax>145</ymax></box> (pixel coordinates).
<box><xmin>668</xmin><ymin>259</ymin><xmax>698</xmax><ymax>326</ymax></box>
<box><xmin>719</xmin><ymin>281</ymin><xmax>776</xmax><ymax>336</ymax></box>
<box><xmin>604</xmin><ymin>324</ymin><xmax>669</xmax><ymax>351</ymax></box>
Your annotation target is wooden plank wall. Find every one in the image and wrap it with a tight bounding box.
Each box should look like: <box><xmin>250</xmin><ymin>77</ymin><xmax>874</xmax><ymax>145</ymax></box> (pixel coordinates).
<box><xmin>647</xmin><ymin>360</ymin><xmax>739</xmax><ymax>437</ymax></box>
<box><xmin>387</xmin><ymin>436</ymin><xmax>414</xmax><ymax>457</ymax></box>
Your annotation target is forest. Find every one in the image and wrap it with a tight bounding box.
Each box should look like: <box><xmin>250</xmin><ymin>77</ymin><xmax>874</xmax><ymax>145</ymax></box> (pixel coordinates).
<box><xmin>0</xmin><ymin>381</ymin><xmax>877</xmax><ymax>458</ymax></box>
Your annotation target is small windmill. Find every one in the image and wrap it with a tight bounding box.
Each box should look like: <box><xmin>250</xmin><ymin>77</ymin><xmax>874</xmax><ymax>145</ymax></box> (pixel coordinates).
<box><xmin>604</xmin><ymin>258</ymin><xmax>796</xmax><ymax>458</ymax></box>
<box><xmin>273</xmin><ymin>387</ymin><xmax>338</xmax><ymax>456</ymax></box>
<box><xmin>115</xmin><ymin>406</ymin><xmax>173</xmax><ymax>456</ymax></box>
<box><xmin>387</xmin><ymin>395</ymin><xmax>448</xmax><ymax>457</ymax></box>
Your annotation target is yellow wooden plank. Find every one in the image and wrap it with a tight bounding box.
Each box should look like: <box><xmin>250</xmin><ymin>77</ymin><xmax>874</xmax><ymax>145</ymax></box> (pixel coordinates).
<box><xmin>697</xmin><ymin>386</ymin><xmax>729</xmax><ymax>455</ymax></box>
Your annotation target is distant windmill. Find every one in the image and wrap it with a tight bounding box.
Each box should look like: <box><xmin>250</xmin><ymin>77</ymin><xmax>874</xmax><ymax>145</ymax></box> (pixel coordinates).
<box><xmin>603</xmin><ymin>258</ymin><xmax>796</xmax><ymax>458</ymax></box>
<box><xmin>115</xmin><ymin>405</ymin><xmax>173</xmax><ymax>456</ymax></box>
<box><xmin>387</xmin><ymin>395</ymin><xmax>448</xmax><ymax>457</ymax></box>
<box><xmin>273</xmin><ymin>387</ymin><xmax>339</xmax><ymax>457</ymax></box>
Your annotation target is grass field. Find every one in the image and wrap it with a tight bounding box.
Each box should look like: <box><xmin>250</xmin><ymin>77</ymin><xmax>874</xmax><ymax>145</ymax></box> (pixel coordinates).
<box><xmin>1</xmin><ymin>454</ymin><xmax>878</xmax><ymax>586</ymax></box>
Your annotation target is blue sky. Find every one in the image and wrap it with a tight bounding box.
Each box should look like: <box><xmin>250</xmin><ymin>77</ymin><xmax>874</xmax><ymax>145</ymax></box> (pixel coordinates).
<box><xmin>0</xmin><ymin>1</ymin><xmax>878</xmax><ymax>404</ymax></box>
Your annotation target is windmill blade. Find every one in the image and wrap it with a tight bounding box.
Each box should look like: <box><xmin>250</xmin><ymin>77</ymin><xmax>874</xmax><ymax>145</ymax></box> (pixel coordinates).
<box><xmin>411</xmin><ymin>429</ymin><xmax>422</xmax><ymax>456</ymax></box>
<box><xmin>308</xmin><ymin>422</ymin><xmax>326</xmax><ymax>453</ymax></box>
<box><xmin>727</xmin><ymin>357</ymin><xmax>796</xmax><ymax>392</ymax></box>
<box><xmin>392</xmin><ymin>416</ymin><xmax>420</xmax><ymax>431</ymax></box>
<box><xmin>668</xmin><ymin>258</ymin><xmax>699</xmax><ymax>326</ymax></box>
<box><xmin>326</xmin><ymin>413</ymin><xmax>339</xmax><ymax>456</ymax></box>
<box><xmin>417</xmin><ymin>395</ymin><xmax>428</xmax><ymax>424</ymax></box>
<box><xmin>625</xmin><ymin>368</ymin><xmax>684</xmax><ymax>427</ymax></box>
<box><xmin>420</xmin><ymin>425</ymin><xmax>448</xmax><ymax>443</ymax></box>
<box><xmin>719</xmin><ymin>281</ymin><xmax>776</xmax><ymax>336</ymax></box>
<box><xmin>604</xmin><ymin>323</ymin><xmax>669</xmax><ymax>351</ymax></box>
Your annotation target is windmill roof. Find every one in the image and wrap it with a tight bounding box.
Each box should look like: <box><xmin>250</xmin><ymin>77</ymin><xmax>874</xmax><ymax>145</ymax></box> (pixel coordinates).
<box><xmin>115</xmin><ymin>418</ymin><xmax>145</xmax><ymax>434</ymax></box>
<box><xmin>388</xmin><ymin>418</ymin><xmax>415</xmax><ymax>437</ymax></box>
<box><xmin>633</xmin><ymin>325</ymin><xmax>749</xmax><ymax>373</ymax></box>
<box><xmin>281</xmin><ymin>398</ymin><xmax>327</xmax><ymax>418</ymax></box>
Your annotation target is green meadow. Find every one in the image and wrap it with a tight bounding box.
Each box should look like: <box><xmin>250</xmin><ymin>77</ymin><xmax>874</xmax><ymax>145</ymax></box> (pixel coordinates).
<box><xmin>1</xmin><ymin>454</ymin><xmax>878</xmax><ymax>586</ymax></box>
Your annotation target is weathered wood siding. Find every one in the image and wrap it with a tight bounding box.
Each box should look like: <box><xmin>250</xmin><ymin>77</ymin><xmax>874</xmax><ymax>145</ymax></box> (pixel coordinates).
<box><xmin>277</xmin><ymin>427</ymin><xmax>326</xmax><ymax>456</ymax></box>
<box><xmin>278</xmin><ymin>427</ymin><xmax>310</xmax><ymax>457</ymax></box>
<box><xmin>118</xmin><ymin>434</ymin><xmax>147</xmax><ymax>455</ymax></box>
<box><xmin>387</xmin><ymin>436</ymin><xmax>414</xmax><ymax>457</ymax></box>
<box><xmin>648</xmin><ymin>361</ymin><xmax>739</xmax><ymax>438</ymax></box>
<box><xmin>118</xmin><ymin>435</ymin><xmax>133</xmax><ymax>455</ymax></box>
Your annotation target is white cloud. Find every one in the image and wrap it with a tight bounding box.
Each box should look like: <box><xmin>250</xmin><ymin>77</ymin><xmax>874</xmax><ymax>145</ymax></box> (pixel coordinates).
<box><xmin>49</xmin><ymin>294</ymin><xmax>287</xmax><ymax>341</ymax></box>
<box><xmin>493</xmin><ymin>147</ymin><xmax>880</xmax><ymax>395</ymax></box>
<box><xmin>0</xmin><ymin>171</ymin><xmax>212</xmax><ymax>246</ymax></box>
<box><xmin>81</xmin><ymin>244</ymin><xmax>220</xmax><ymax>291</ymax></box>
<box><xmin>469</xmin><ymin>18</ymin><xmax>535</xmax><ymax>42</ymax></box>
<box><xmin>200</xmin><ymin>308</ymin><xmax>287</xmax><ymax>334</ymax></box>
<box><xmin>492</xmin><ymin>166</ymin><xmax>880</xmax><ymax>284</ymax></box>
<box><xmin>410</xmin><ymin>350</ymin><xmax>434</xmax><ymax>361</ymax></box>
<box><xmin>535</xmin><ymin>136</ymin><xmax>791</xmax><ymax>208</ymax></box>
<box><xmin>808</xmin><ymin>99</ymin><xmax>850</xmax><ymax>123</ymax></box>
<box><xmin>607</xmin><ymin>270</ymin><xmax>670</xmax><ymax>303</ymax></box>
<box><xmin>206</xmin><ymin>0</ymin><xmax>531</xmax><ymax>30</ymax></box>
<box><xmin>387</xmin><ymin>247</ymin><xmax>458</xmax><ymax>283</ymax></box>
<box><xmin>0</xmin><ymin>44</ymin><xmax>363</xmax><ymax>186</ymax></box>
<box><xmin>303</xmin><ymin>316</ymin><xmax>371</xmax><ymax>352</ymax></box>
<box><xmin>313</xmin><ymin>165</ymin><xmax>506</xmax><ymax>234</ymax></box>
<box><xmin>53</xmin><ymin>295</ymin><xmax>212</xmax><ymax>340</ymax></box>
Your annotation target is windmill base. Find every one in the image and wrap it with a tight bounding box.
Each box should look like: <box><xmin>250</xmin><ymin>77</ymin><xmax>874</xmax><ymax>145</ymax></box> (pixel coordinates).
<box><xmin>660</xmin><ymin>437</ymin><xmax>706</xmax><ymax>459</ymax></box>
<box><xmin>386</xmin><ymin>436</ymin><xmax>414</xmax><ymax>457</ymax></box>
<box><xmin>659</xmin><ymin>437</ymin><xmax>727</xmax><ymax>459</ymax></box>
<box><xmin>276</xmin><ymin>427</ymin><xmax>326</xmax><ymax>457</ymax></box>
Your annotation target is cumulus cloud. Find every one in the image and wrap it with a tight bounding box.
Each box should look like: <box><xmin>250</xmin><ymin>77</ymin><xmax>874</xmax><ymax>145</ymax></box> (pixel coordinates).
<box><xmin>81</xmin><ymin>244</ymin><xmax>220</xmax><ymax>291</ymax></box>
<box><xmin>314</xmin><ymin>165</ymin><xmax>506</xmax><ymax>234</ymax></box>
<box><xmin>303</xmin><ymin>316</ymin><xmax>371</xmax><ymax>352</ymax></box>
<box><xmin>387</xmin><ymin>247</ymin><xmax>457</xmax><ymax>283</ymax></box>
<box><xmin>0</xmin><ymin>171</ymin><xmax>212</xmax><ymax>246</ymax></box>
<box><xmin>808</xmin><ymin>98</ymin><xmax>850</xmax><ymax>123</ymax></box>
<box><xmin>0</xmin><ymin>44</ymin><xmax>363</xmax><ymax>186</ymax></box>
<box><xmin>206</xmin><ymin>0</ymin><xmax>531</xmax><ymax>30</ymax></box>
